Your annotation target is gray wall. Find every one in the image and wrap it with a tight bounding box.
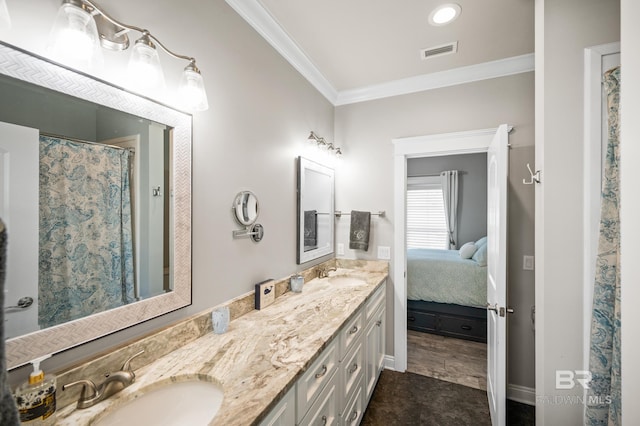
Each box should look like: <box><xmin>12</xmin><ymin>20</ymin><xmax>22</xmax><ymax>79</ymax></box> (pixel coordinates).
<box><xmin>2</xmin><ymin>0</ymin><xmax>335</xmax><ymax>379</ymax></box>
<box><xmin>535</xmin><ymin>0</ymin><xmax>620</xmax><ymax>423</ymax></box>
<box><xmin>334</xmin><ymin>72</ymin><xmax>536</xmax><ymax>391</ymax></box>
<box><xmin>407</xmin><ymin>153</ymin><xmax>487</xmax><ymax>246</ymax></box>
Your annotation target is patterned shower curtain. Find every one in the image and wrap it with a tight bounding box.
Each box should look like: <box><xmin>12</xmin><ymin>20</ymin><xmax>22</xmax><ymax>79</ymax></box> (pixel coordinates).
<box><xmin>585</xmin><ymin>66</ymin><xmax>621</xmax><ymax>425</ymax></box>
<box><xmin>440</xmin><ymin>170</ymin><xmax>458</xmax><ymax>249</ymax></box>
<box><xmin>38</xmin><ymin>135</ymin><xmax>135</xmax><ymax>329</ymax></box>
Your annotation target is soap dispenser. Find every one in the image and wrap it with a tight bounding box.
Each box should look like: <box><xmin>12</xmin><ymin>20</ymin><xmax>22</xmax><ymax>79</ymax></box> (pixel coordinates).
<box><xmin>14</xmin><ymin>355</ymin><xmax>57</xmax><ymax>425</ymax></box>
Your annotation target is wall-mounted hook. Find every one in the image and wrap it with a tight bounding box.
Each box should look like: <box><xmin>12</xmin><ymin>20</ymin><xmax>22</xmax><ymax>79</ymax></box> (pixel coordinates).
<box><xmin>523</xmin><ymin>163</ymin><xmax>541</xmax><ymax>185</ymax></box>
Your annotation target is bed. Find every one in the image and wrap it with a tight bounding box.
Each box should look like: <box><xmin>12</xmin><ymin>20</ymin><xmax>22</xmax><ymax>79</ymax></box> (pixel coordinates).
<box><xmin>406</xmin><ymin>244</ymin><xmax>488</xmax><ymax>343</ymax></box>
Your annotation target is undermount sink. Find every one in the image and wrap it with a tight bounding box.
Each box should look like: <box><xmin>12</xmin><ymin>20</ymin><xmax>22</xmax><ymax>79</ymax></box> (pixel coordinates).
<box><xmin>93</xmin><ymin>379</ymin><xmax>223</xmax><ymax>426</ymax></box>
<box><xmin>328</xmin><ymin>276</ymin><xmax>368</xmax><ymax>287</ymax></box>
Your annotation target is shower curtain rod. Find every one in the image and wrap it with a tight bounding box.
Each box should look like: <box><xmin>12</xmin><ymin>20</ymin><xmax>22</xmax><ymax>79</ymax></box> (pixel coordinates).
<box><xmin>40</xmin><ymin>132</ymin><xmax>135</xmax><ymax>153</ymax></box>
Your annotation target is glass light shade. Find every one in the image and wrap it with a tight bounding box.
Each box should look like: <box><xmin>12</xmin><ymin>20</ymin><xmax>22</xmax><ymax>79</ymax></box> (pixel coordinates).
<box><xmin>178</xmin><ymin>66</ymin><xmax>209</xmax><ymax>112</ymax></box>
<box><xmin>127</xmin><ymin>38</ymin><xmax>165</xmax><ymax>95</ymax></box>
<box><xmin>0</xmin><ymin>0</ymin><xmax>11</xmax><ymax>30</ymax></box>
<box><xmin>47</xmin><ymin>2</ymin><xmax>103</xmax><ymax>71</ymax></box>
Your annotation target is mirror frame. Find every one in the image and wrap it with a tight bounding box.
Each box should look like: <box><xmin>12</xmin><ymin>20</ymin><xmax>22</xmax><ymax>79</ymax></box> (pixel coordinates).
<box><xmin>296</xmin><ymin>156</ymin><xmax>335</xmax><ymax>264</ymax></box>
<box><xmin>0</xmin><ymin>41</ymin><xmax>193</xmax><ymax>369</ymax></box>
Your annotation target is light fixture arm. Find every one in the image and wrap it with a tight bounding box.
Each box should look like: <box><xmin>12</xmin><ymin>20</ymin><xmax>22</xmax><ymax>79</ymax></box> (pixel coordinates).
<box><xmin>81</xmin><ymin>0</ymin><xmax>196</xmax><ymax>64</ymax></box>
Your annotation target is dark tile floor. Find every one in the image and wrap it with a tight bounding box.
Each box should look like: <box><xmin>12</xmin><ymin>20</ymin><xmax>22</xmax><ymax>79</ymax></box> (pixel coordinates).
<box><xmin>361</xmin><ymin>370</ymin><xmax>535</xmax><ymax>426</ymax></box>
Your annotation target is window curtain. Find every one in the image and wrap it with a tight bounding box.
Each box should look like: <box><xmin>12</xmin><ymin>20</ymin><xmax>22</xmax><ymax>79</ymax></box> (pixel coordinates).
<box><xmin>585</xmin><ymin>66</ymin><xmax>621</xmax><ymax>425</ymax></box>
<box><xmin>440</xmin><ymin>170</ymin><xmax>458</xmax><ymax>249</ymax></box>
<box><xmin>38</xmin><ymin>135</ymin><xmax>135</xmax><ymax>328</ymax></box>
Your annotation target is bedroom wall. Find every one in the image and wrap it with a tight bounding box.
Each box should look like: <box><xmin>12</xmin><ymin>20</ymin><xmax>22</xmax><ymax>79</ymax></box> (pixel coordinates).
<box><xmin>535</xmin><ymin>0</ymin><xmax>620</xmax><ymax>423</ymax></box>
<box><xmin>334</xmin><ymin>71</ymin><xmax>536</xmax><ymax>392</ymax></box>
<box><xmin>407</xmin><ymin>153</ymin><xmax>488</xmax><ymax>246</ymax></box>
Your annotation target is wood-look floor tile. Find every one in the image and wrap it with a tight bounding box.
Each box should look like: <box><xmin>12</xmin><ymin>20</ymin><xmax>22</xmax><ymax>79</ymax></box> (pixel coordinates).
<box><xmin>407</xmin><ymin>330</ymin><xmax>487</xmax><ymax>391</ymax></box>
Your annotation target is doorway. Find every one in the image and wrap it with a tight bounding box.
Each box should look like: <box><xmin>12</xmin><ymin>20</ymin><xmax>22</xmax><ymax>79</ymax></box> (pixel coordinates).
<box><xmin>392</xmin><ymin>126</ymin><xmax>510</xmax><ymax>425</ymax></box>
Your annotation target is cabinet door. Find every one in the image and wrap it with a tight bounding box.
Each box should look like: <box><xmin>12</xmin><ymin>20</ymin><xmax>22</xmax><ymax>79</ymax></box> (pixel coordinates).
<box><xmin>259</xmin><ymin>386</ymin><xmax>295</xmax><ymax>426</ymax></box>
<box><xmin>373</xmin><ymin>307</ymin><xmax>386</xmax><ymax>375</ymax></box>
<box><xmin>365</xmin><ymin>305</ymin><xmax>385</xmax><ymax>402</ymax></box>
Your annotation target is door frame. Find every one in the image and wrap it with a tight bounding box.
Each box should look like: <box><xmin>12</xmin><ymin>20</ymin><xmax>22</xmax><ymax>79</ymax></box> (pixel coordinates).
<box><xmin>392</xmin><ymin>127</ymin><xmax>506</xmax><ymax>372</ymax></box>
<box><xmin>582</xmin><ymin>41</ymin><xmax>620</xmax><ymax>373</ymax></box>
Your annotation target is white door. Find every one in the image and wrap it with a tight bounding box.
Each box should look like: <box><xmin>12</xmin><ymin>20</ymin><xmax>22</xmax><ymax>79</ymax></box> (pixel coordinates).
<box><xmin>0</xmin><ymin>121</ymin><xmax>39</xmax><ymax>338</ymax></box>
<box><xmin>486</xmin><ymin>124</ymin><xmax>509</xmax><ymax>426</ymax></box>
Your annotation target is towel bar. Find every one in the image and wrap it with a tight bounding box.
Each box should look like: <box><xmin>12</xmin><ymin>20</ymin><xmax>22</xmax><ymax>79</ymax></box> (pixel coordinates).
<box><xmin>334</xmin><ymin>210</ymin><xmax>385</xmax><ymax>218</ymax></box>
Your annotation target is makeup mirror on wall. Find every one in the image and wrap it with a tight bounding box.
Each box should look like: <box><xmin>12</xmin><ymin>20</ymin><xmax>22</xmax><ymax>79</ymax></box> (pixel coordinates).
<box><xmin>0</xmin><ymin>41</ymin><xmax>193</xmax><ymax>369</ymax></box>
<box><xmin>296</xmin><ymin>156</ymin><xmax>334</xmax><ymax>264</ymax></box>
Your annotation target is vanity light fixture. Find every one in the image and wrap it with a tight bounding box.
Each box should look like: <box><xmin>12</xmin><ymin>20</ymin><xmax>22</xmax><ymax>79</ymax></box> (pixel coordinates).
<box><xmin>48</xmin><ymin>0</ymin><xmax>209</xmax><ymax>112</ymax></box>
<box><xmin>307</xmin><ymin>131</ymin><xmax>343</xmax><ymax>157</ymax></box>
<box><xmin>0</xmin><ymin>0</ymin><xmax>11</xmax><ymax>30</ymax></box>
<box><xmin>428</xmin><ymin>3</ymin><xmax>461</xmax><ymax>26</ymax></box>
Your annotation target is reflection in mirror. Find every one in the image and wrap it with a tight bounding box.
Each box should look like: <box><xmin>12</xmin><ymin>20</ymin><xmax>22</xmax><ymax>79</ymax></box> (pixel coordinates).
<box><xmin>0</xmin><ymin>41</ymin><xmax>192</xmax><ymax>369</ymax></box>
<box><xmin>233</xmin><ymin>191</ymin><xmax>259</xmax><ymax>226</ymax></box>
<box><xmin>297</xmin><ymin>157</ymin><xmax>334</xmax><ymax>264</ymax></box>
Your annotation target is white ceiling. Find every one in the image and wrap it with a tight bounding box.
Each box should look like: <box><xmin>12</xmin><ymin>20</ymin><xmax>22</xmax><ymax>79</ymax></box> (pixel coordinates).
<box><xmin>227</xmin><ymin>0</ymin><xmax>534</xmax><ymax>104</ymax></box>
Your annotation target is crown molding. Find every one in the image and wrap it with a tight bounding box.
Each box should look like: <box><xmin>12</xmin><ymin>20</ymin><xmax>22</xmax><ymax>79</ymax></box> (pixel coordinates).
<box><xmin>225</xmin><ymin>0</ymin><xmax>338</xmax><ymax>104</ymax></box>
<box><xmin>335</xmin><ymin>53</ymin><xmax>535</xmax><ymax>106</ymax></box>
<box><xmin>226</xmin><ymin>1</ymin><xmax>534</xmax><ymax>107</ymax></box>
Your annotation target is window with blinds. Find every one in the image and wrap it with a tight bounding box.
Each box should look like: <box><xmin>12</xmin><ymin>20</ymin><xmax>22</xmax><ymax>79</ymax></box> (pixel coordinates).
<box><xmin>406</xmin><ymin>176</ymin><xmax>448</xmax><ymax>250</ymax></box>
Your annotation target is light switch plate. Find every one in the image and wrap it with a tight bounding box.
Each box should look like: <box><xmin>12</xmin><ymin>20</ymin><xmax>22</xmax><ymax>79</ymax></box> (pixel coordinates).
<box><xmin>523</xmin><ymin>255</ymin><xmax>534</xmax><ymax>271</ymax></box>
<box><xmin>337</xmin><ymin>243</ymin><xmax>345</xmax><ymax>256</ymax></box>
<box><xmin>377</xmin><ymin>246</ymin><xmax>391</xmax><ymax>260</ymax></box>
<box><xmin>255</xmin><ymin>279</ymin><xmax>275</xmax><ymax>310</ymax></box>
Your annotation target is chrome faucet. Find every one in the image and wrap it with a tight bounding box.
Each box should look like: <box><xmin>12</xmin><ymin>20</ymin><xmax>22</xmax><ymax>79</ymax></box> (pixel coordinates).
<box><xmin>62</xmin><ymin>350</ymin><xmax>144</xmax><ymax>409</ymax></box>
<box><xmin>317</xmin><ymin>266</ymin><xmax>337</xmax><ymax>278</ymax></box>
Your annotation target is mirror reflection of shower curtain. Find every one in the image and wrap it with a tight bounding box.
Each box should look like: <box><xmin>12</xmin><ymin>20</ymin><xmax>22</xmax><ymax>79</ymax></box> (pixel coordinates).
<box><xmin>586</xmin><ymin>66</ymin><xmax>621</xmax><ymax>425</ymax></box>
<box><xmin>38</xmin><ymin>135</ymin><xmax>135</xmax><ymax>329</ymax></box>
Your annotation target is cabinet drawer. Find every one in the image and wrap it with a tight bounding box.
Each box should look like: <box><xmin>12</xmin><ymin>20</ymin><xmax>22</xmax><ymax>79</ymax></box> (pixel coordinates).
<box><xmin>339</xmin><ymin>311</ymin><xmax>363</xmax><ymax>361</ymax></box>
<box><xmin>296</xmin><ymin>339</ymin><xmax>338</xmax><ymax>423</ymax></box>
<box><xmin>299</xmin><ymin>368</ymin><xmax>338</xmax><ymax>426</ymax></box>
<box><xmin>407</xmin><ymin>310</ymin><xmax>437</xmax><ymax>332</ymax></box>
<box><xmin>365</xmin><ymin>284</ymin><xmax>385</xmax><ymax>321</ymax></box>
<box><xmin>341</xmin><ymin>376</ymin><xmax>364</xmax><ymax>426</ymax></box>
<box><xmin>341</xmin><ymin>339</ymin><xmax>364</xmax><ymax>410</ymax></box>
<box><xmin>439</xmin><ymin>315</ymin><xmax>487</xmax><ymax>340</ymax></box>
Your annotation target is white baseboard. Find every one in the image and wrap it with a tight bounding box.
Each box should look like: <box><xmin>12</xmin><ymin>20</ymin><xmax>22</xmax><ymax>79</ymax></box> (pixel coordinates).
<box><xmin>383</xmin><ymin>355</ymin><xmax>396</xmax><ymax>371</ymax></box>
<box><xmin>507</xmin><ymin>384</ymin><xmax>536</xmax><ymax>406</ymax></box>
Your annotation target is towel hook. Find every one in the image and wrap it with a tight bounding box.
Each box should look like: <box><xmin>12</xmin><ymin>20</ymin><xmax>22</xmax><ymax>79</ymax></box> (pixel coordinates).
<box><xmin>523</xmin><ymin>163</ymin><xmax>541</xmax><ymax>185</ymax></box>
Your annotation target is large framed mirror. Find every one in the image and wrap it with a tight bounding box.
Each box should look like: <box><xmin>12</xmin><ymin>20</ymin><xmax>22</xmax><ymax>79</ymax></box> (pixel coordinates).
<box><xmin>296</xmin><ymin>157</ymin><xmax>334</xmax><ymax>264</ymax></box>
<box><xmin>0</xmin><ymin>42</ymin><xmax>192</xmax><ymax>369</ymax></box>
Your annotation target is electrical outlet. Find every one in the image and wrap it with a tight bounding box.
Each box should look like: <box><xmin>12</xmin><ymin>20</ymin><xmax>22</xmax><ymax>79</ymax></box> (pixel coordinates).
<box><xmin>337</xmin><ymin>243</ymin><xmax>345</xmax><ymax>256</ymax></box>
<box><xmin>523</xmin><ymin>255</ymin><xmax>534</xmax><ymax>271</ymax></box>
<box><xmin>255</xmin><ymin>279</ymin><xmax>275</xmax><ymax>310</ymax></box>
<box><xmin>377</xmin><ymin>246</ymin><xmax>391</xmax><ymax>260</ymax></box>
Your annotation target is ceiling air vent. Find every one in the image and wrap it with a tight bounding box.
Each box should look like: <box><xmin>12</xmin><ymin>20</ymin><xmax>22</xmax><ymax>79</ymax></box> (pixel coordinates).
<box><xmin>420</xmin><ymin>41</ymin><xmax>458</xmax><ymax>60</ymax></box>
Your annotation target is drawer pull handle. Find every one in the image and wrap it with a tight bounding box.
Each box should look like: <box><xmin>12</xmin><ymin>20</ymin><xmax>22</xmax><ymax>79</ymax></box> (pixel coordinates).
<box><xmin>348</xmin><ymin>363</ymin><xmax>358</xmax><ymax>374</ymax></box>
<box><xmin>315</xmin><ymin>364</ymin><xmax>328</xmax><ymax>379</ymax></box>
<box><xmin>461</xmin><ymin>325</ymin><xmax>472</xmax><ymax>331</ymax></box>
<box><xmin>349</xmin><ymin>411</ymin><xmax>358</xmax><ymax>422</ymax></box>
<box><xmin>376</xmin><ymin>320</ymin><xmax>382</xmax><ymax>327</ymax></box>
<box><xmin>322</xmin><ymin>415</ymin><xmax>328</xmax><ymax>425</ymax></box>
<box><xmin>408</xmin><ymin>316</ymin><xmax>416</xmax><ymax>322</ymax></box>
<box><xmin>349</xmin><ymin>325</ymin><xmax>359</xmax><ymax>334</ymax></box>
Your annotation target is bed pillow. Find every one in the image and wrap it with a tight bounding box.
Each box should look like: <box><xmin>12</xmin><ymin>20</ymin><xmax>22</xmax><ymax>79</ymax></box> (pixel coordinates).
<box><xmin>459</xmin><ymin>242</ymin><xmax>478</xmax><ymax>259</ymax></box>
<box><xmin>475</xmin><ymin>236</ymin><xmax>487</xmax><ymax>248</ymax></box>
<box><xmin>472</xmin><ymin>242</ymin><xmax>488</xmax><ymax>266</ymax></box>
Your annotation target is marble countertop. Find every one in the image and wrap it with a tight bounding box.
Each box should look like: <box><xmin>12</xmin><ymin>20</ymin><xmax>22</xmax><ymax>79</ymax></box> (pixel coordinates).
<box><xmin>57</xmin><ymin>262</ymin><xmax>388</xmax><ymax>425</ymax></box>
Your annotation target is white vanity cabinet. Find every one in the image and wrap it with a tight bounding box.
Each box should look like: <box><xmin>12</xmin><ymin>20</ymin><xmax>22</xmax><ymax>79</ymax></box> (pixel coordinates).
<box><xmin>259</xmin><ymin>281</ymin><xmax>386</xmax><ymax>426</ymax></box>
<box><xmin>364</xmin><ymin>285</ymin><xmax>386</xmax><ymax>403</ymax></box>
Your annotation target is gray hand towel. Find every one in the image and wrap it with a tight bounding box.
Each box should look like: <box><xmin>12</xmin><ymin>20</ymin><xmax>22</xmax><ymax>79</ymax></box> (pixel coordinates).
<box><xmin>349</xmin><ymin>210</ymin><xmax>371</xmax><ymax>251</ymax></box>
<box><xmin>303</xmin><ymin>210</ymin><xmax>317</xmax><ymax>248</ymax></box>
<box><xmin>0</xmin><ymin>219</ymin><xmax>20</xmax><ymax>425</ymax></box>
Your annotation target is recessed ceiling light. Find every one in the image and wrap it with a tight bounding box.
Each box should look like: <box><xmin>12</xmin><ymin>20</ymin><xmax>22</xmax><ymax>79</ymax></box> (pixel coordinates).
<box><xmin>429</xmin><ymin>3</ymin><xmax>461</xmax><ymax>26</ymax></box>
